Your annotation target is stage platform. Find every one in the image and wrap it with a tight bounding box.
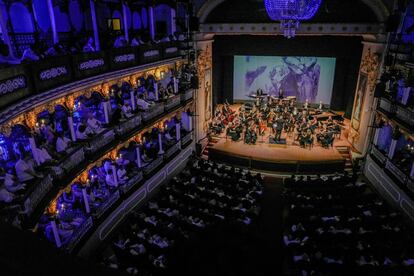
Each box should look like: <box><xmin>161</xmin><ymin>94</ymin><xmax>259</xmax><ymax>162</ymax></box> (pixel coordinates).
<box><xmin>208</xmin><ymin>108</ymin><xmax>352</xmax><ymax>174</ymax></box>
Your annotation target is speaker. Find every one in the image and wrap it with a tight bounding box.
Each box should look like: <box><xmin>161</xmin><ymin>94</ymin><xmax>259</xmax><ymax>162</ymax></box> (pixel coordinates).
<box><xmin>190</xmin><ymin>16</ymin><xmax>199</xmax><ymax>31</ymax></box>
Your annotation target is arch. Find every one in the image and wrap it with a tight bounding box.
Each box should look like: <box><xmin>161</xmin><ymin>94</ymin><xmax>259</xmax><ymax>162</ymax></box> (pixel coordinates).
<box><xmin>32</xmin><ymin>0</ymin><xmax>51</xmax><ymax>32</ymax></box>
<box><xmin>197</xmin><ymin>0</ymin><xmax>390</xmax><ymax>24</ymax></box>
<box><xmin>9</xmin><ymin>3</ymin><xmax>34</xmax><ymax>33</ymax></box>
<box><xmin>132</xmin><ymin>11</ymin><xmax>142</xmax><ymax>29</ymax></box>
<box><xmin>69</xmin><ymin>0</ymin><xmax>83</xmax><ymax>32</ymax></box>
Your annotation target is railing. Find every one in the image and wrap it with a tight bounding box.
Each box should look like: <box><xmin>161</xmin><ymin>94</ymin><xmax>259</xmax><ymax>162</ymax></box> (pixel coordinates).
<box><xmin>60</xmin><ymin>147</ymin><xmax>85</xmax><ymax>174</ymax></box>
<box><xmin>142</xmin><ymin>104</ymin><xmax>165</xmax><ymax>122</ymax></box>
<box><xmin>143</xmin><ymin>156</ymin><xmax>163</xmax><ymax>175</ymax></box>
<box><xmin>165</xmin><ymin>95</ymin><xmax>181</xmax><ymax>110</ymax></box>
<box><xmin>0</xmin><ymin>42</ymin><xmax>183</xmax><ymax>113</ymax></box>
<box><xmin>87</xmin><ymin>130</ymin><xmax>115</xmax><ymax>155</ymax></box>
<box><xmin>396</xmin><ymin>105</ymin><xmax>414</xmax><ymax>129</ymax></box>
<box><xmin>115</xmin><ymin>115</ymin><xmax>142</xmax><ymax>136</ymax></box>
<box><xmin>24</xmin><ymin>174</ymin><xmax>54</xmax><ymax>217</ymax></box>
<box><xmin>370</xmin><ymin>146</ymin><xmax>387</xmax><ymax>165</ymax></box>
<box><xmin>181</xmin><ymin>89</ymin><xmax>194</xmax><ymax>102</ymax></box>
<box><xmin>165</xmin><ymin>141</ymin><xmax>181</xmax><ymax>160</ymax></box>
<box><xmin>378</xmin><ymin>97</ymin><xmax>394</xmax><ymax>114</ymax></box>
<box><xmin>386</xmin><ymin>160</ymin><xmax>411</xmax><ymax>185</ymax></box>
<box><xmin>120</xmin><ymin>171</ymin><xmax>144</xmax><ymax>194</ymax></box>
<box><xmin>65</xmin><ymin>217</ymin><xmax>94</xmax><ymax>253</ymax></box>
<box><xmin>93</xmin><ymin>191</ymin><xmax>121</xmax><ymax>219</ymax></box>
<box><xmin>181</xmin><ymin>131</ymin><xmax>193</xmax><ymax>146</ymax></box>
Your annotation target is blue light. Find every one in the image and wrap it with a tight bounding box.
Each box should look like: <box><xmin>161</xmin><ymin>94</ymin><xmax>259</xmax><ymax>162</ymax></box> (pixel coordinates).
<box><xmin>264</xmin><ymin>0</ymin><xmax>322</xmax><ymax>21</ymax></box>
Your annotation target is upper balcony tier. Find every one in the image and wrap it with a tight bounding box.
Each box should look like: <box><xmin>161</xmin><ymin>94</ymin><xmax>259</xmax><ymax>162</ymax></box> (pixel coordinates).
<box><xmin>0</xmin><ymin>42</ymin><xmax>190</xmax><ymax>117</ymax></box>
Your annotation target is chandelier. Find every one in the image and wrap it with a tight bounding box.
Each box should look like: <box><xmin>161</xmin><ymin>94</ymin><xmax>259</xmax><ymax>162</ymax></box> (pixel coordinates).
<box><xmin>264</xmin><ymin>0</ymin><xmax>322</xmax><ymax>38</ymax></box>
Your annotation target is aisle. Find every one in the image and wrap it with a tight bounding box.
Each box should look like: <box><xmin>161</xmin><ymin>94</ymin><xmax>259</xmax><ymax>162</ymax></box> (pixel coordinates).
<box><xmin>258</xmin><ymin>176</ymin><xmax>285</xmax><ymax>275</ymax></box>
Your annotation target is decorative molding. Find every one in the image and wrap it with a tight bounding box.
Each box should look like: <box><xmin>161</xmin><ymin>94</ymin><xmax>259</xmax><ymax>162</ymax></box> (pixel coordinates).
<box><xmin>360</xmin><ymin>48</ymin><xmax>380</xmax><ymax>93</ymax></box>
<box><xmin>0</xmin><ymin>75</ymin><xmax>27</xmax><ymax>96</ymax></box>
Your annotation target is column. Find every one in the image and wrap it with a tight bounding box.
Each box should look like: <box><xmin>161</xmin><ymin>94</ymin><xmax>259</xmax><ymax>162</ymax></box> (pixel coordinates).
<box><xmin>135</xmin><ymin>145</ymin><xmax>142</xmax><ymax>168</ymax></box>
<box><xmin>173</xmin><ymin>77</ymin><xmax>178</xmax><ymax>94</ymax></box>
<box><xmin>176</xmin><ymin>123</ymin><xmax>181</xmax><ymax>149</ymax></box>
<box><xmin>154</xmin><ymin>82</ymin><xmax>159</xmax><ymax>101</ymax></box>
<box><xmin>29</xmin><ymin>137</ymin><xmax>40</xmax><ymax>166</ymax></box>
<box><xmin>50</xmin><ymin>219</ymin><xmax>62</xmax><ymax>248</ymax></box>
<box><xmin>47</xmin><ymin>0</ymin><xmax>58</xmax><ymax>44</ymax></box>
<box><xmin>0</xmin><ymin>1</ymin><xmax>13</xmax><ymax>57</ymax></box>
<box><xmin>103</xmin><ymin>100</ymin><xmax>110</xmax><ymax>124</ymax></box>
<box><xmin>89</xmin><ymin>0</ymin><xmax>100</xmax><ymax>51</ymax></box>
<box><xmin>148</xmin><ymin>6</ymin><xmax>155</xmax><ymax>40</ymax></box>
<box><xmin>158</xmin><ymin>132</ymin><xmax>164</xmax><ymax>154</ymax></box>
<box><xmin>112</xmin><ymin>165</ymin><xmax>118</xmax><ymax>186</ymax></box>
<box><xmin>388</xmin><ymin>139</ymin><xmax>398</xmax><ymax>159</ymax></box>
<box><xmin>68</xmin><ymin>116</ymin><xmax>77</xmax><ymax>142</ymax></box>
<box><xmin>130</xmin><ymin>90</ymin><xmax>136</xmax><ymax>111</ymax></box>
<box><xmin>122</xmin><ymin>0</ymin><xmax>129</xmax><ymax>42</ymax></box>
<box><xmin>82</xmin><ymin>187</ymin><xmax>90</xmax><ymax>214</ymax></box>
<box><xmin>170</xmin><ymin>7</ymin><xmax>176</xmax><ymax>35</ymax></box>
<box><xmin>373</xmin><ymin>128</ymin><xmax>381</xmax><ymax>146</ymax></box>
<box><xmin>402</xmin><ymin>87</ymin><xmax>411</xmax><ymax>105</ymax></box>
<box><xmin>410</xmin><ymin>162</ymin><xmax>414</xmax><ymax>178</ymax></box>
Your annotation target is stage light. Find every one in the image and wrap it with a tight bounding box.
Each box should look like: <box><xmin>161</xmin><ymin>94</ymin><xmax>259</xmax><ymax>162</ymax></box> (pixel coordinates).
<box><xmin>264</xmin><ymin>0</ymin><xmax>322</xmax><ymax>38</ymax></box>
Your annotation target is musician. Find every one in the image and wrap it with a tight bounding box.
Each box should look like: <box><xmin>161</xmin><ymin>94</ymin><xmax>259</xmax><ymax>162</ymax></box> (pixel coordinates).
<box><xmin>274</xmin><ymin>116</ymin><xmax>285</xmax><ymax>142</ymax></box>
<box><xmin>300</xmin><ymin>129</ymin><xmax>313</xmax><ymax>148</ymax></box>
<box><xmin>278</xmin><ymin>88</ymin><xmax>284</xmax><ymax>99</ymax></box>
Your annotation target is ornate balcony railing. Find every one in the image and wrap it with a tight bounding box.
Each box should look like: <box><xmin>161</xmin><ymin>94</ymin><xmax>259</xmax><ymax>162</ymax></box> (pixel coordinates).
<box><xmin>143</xmin><ymin>156</ymin><xmax>163</xmax><ymax>175</ymax></box>
<box><xmin>142</xmin><ymin>104</ymin><xmax>165</xmax><ymax>122</ymax></box>
<box><xmin>386</xmin><ymin>159</ymin><xmax>410</xmax><ymax>185</ymax></box>
<box><xmin>370</xmin><ymin>146</ymin><xmax>387</xmax><ymax>166</ymax></box>
<box><xmin>0</xmin><ymin>42</ymin><xmax>183</xmax><ymax>113</ymax></box>
<box><xmin>164</xmin><ymin>141</ymin><xmax>181</xmax><ymax>160</ymax></box>
<box><xmin>181</xmin><ymin>89</ymin><xmax>194</xmax><ymax>102</ymax></box>
<box><xmin>65</xmin><ymin>216</ymin><xmax>94</xmax><ymax>253</ymax></box>
<box><xmin>87</xmin><ymin>130</ymin><xmax>115</xmax><ymax>155</ymax></box>
<box><xmin>115</xmin><ymin>115</ymin><xmax>142</xmax><ymax>137</ymax></box>
<box><xmin>165</xmin><ymin>95</ymin><xmax>181</xmax><ymax>110</ymax></box>
<box><xmin>93</xmin><ymin>191</ymin><xmax>121</xmax><ymax>220</ymax></box>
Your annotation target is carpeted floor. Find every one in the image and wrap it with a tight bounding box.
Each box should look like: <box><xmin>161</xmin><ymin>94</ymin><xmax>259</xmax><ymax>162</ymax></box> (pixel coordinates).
<box><xmin>168</xmin><ymin>175</ymin><xmax>285</xmax><ymax>276</ymax></box>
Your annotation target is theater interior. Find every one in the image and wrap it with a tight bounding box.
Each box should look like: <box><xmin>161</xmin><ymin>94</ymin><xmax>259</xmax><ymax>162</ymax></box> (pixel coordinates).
<box><xmin>0</xmin><ymin>0</ymin><xmax>413</xmax><ymax>275</ymax></box>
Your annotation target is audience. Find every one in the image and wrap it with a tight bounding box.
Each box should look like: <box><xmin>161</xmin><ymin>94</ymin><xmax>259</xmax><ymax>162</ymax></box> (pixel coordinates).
<box><xmin>99</xmin><ymin>157</ymin><xmax>264</xmax><ymax>275</ymax></box>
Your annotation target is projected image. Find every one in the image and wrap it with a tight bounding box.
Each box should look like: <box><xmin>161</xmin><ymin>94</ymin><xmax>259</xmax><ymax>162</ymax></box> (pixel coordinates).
<box><xmin>234</xmin><ymin>55</ymin><xmax>336</xmax><ymax>104</ymax></box>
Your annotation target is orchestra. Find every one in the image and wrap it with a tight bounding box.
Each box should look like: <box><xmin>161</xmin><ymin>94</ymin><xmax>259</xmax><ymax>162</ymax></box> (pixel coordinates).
<box><xmin>209</xmin><ymin>89</ymin><xmax>343</xmax><ymax>148</ymax></box>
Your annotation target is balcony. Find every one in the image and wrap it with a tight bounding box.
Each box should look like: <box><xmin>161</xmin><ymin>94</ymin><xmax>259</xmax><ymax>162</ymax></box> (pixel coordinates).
<box><xmin>0</xmin><ymin>42</ymin><xmax>184</xmax><ymax>113</ymax></box>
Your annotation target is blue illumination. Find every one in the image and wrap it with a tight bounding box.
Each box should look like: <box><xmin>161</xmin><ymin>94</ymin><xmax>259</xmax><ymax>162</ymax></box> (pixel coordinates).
<box><xmin>264</xmin><ymin>0</ymin><xmax>322</xmax><ymax>21</ymax></box>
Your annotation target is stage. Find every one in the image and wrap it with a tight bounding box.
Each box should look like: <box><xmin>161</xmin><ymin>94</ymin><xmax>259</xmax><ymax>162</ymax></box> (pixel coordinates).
<box><xmin>208</xmin><ymin>108</ymin><xmax>353</xmax><ymax>174</ymax></box>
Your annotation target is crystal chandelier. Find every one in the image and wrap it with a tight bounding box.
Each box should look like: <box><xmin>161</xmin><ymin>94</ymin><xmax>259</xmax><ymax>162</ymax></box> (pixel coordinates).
<box><xmin>264</xmin><ymin>0</ymin><xmax>322</xmax><ymax>38</ymax></box>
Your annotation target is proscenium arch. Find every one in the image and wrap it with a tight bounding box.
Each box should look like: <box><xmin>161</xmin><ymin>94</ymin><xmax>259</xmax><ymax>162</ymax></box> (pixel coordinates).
<box><xmin>197</xmin><ymin>0</ymin><xmax>390</xmax><ymax>24</ymax></box>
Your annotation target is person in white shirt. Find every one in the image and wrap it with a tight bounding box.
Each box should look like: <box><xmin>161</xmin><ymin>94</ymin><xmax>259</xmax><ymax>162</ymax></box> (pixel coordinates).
<box><xmin>137</xmin><ymin>94</ymin><xmax>151</xmax><ymax>110</ymax></box>
<box><xmin>2</xmin><ymin>169</ymin><xmax>25</xmax><ymax>192</ymax></box>
<box><xmin>76</xmin><ymin>123</ymin><xmax>89</xmax><ymax>140</ymax></box>
<box><xmin>86</xmin><ymin>114</ymin><xmax>103</xmax><ymax>134</ymax></box>
<box><xmin>0</xmin><ymin>184</ymin><xmax>15</xmax><ymax>203</ymax></box>
<box><xmin>121</xmin><ymin>102</ymin><xmax>133</xmax><ymax>119</ymax></box>
<box><xmin>56</xmin><ymin>133</ymin><xmax>72</xmax><ymax>153</ymax></box>
<box><xmin>117</xmin><ymin>165</ymin><xmax>128</xmax><ymax>184</ymax></box>
<box><xmin>15</xmin><ymin>154</ymin><xmax>41</xmax><ymax>183</ymax></box>
<box><xmin>105</xmin><ymin>170</ymin><xmax>117</xmax><ymax>188</ymax></box>
<box><xmin>33</xmin><ymin>145</ymin><xmax>54</xmax><ymax>165</ymax></box>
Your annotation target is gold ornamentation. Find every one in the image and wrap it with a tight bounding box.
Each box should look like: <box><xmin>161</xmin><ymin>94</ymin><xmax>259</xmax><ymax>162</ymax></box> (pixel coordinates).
<box><xmin>360</xmin><ymin>48</ymin><xmax>380</xmax><ymax>93</ymax></box>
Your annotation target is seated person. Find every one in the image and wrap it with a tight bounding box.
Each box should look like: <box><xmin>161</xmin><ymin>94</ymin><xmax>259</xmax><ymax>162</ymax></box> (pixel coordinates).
<box><xmin>33</xmin><ymin>144</ymin><xmax>55</xmax><ymax>165</ymax></box>
<box><xmin>121</xmin><ymin>102</ymin><xmax>134</xmax><ymax>119</ymax></box>
<box><xmin>15</xmin><ymin>154</ymin><xmax>42</xmax><ymax>184</ymax></box>
<box><xmin>86</xmin><ymin>114</ymin><xmax>104</xmax><ymax>134</ymax></box>
<box><xmin>1</xmin><ymin>168</ymin><xmax>25</xmax><ymax>193</ymax></box>
<box><xmin>0</xmin><ymin>183</ymin><xmax>15</xmax><ymax>203</ymax></box>
<box><xmin>117</xmin><ymin>165</ymin><xmax>128</xmax><ymax>184</ymax></box>
<box><xmin>75</xmin><ymin>123</ymin><xmax>90</xmax><ymax>140</ymax></box>
<box><xmin>105</xmin><ymin>169</ymin><xmax>118</xmax><ymax>188</ymax></box>
<box><xmin>137</xmin><ymin>94</ymin><xmax>151</xmax><ymax>110</ymax></box>
<box><xmin>56</xmin><ymin>132</ymin><xmax>72</xmax><ymax>153</ymax></box>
